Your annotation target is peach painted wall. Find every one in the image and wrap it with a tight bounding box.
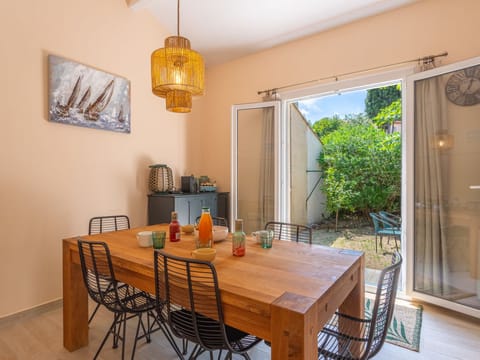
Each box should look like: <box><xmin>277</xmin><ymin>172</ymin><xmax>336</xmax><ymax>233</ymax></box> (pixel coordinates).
<box><xmin>2</xmin><ymin>0</ymin><xmax>480</xmax><ymax>319</ymax></box>
<box><xmin>0</xmin><ymin>0</ymin><xmax>195</xmax><ymax>317</ymax></box>
<box><xmin>192</xmin><ymin>0</ymin><xmax>480</xmax><ymax>196</ymax></box>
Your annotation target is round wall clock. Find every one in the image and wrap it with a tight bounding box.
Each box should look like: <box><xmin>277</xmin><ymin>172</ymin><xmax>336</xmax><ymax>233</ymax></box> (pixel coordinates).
<box><xmin>445</xmin><ymin>65</ymin><xmax>480</xmax><ymax>106</ymax></box>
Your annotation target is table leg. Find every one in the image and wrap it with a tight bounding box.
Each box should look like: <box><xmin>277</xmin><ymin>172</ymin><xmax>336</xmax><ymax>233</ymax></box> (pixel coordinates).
<box><xmin>339</xmin><ymin>256</ymin><xmax>364</xmax><ymax>317</ymax></box>
<box><xmin>63</xmin><ymin>241</ymin><xmax>88</xmax><ymax>351</ymax></box>
<box><xmin>338</xmin><ymin>256</ymin><xmax>365</xmax><ymax>356</ymax></box>
<box><xmin>271</xmin><ymin>292</ymin><xmax>317</xmax><ymax>360</ymax></box>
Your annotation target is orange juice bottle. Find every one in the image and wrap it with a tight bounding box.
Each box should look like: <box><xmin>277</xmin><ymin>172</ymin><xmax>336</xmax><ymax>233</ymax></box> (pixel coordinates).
<box><xmin>198</xmin><ymin>207</ymin><xmax>213</xmax><ymax>248</ymax></box>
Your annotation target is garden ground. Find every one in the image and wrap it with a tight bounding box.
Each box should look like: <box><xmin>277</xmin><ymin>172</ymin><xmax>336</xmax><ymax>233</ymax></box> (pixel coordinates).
<box><xmin>311</xmin><ymin>220</ymin><xmax>397</xmax><ymax>270</ymax></box>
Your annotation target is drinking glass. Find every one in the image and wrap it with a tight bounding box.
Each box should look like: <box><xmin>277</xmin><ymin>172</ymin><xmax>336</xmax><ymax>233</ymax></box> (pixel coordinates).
<box><xmin>260</xmin><ymin>231</ymin><xmax>273</xmax><ymax>248</ymax></box>
<box><xmin>152</xmin><ymin>230</ymin><xmax>166</xmax><ymax>249</ymax></box>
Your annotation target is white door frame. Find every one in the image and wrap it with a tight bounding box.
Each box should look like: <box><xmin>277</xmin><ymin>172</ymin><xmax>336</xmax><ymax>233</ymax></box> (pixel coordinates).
<box><xmin>406</xmin><ymin>56</ymin><xmax>480</xmax><ymax>318</ymax></box>
<box><xmin>231</xmin><ymin>101</ymin><xmax>282</xmax><ymax>230</ymax></box>
<box><xmin>280</xmin><ymin>67</ymin><xmax>414</xmax><ymax>293</ymax></box>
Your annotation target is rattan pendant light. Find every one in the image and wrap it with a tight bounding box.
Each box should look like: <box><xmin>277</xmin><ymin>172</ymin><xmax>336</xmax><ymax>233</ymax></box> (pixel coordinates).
<box><xmin>151</xmin><ymin>0</ymin><xmax>205</xmax><ymax>113</ymax></box>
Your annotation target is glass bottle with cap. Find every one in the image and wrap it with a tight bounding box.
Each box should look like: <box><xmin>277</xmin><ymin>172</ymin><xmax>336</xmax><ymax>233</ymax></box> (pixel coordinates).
<box><xmin>232</xmin><ymin>219</ymin><xmax>246</xmax><ymax>256</ymax></box>
<box><xmin>169</xmin><ymin>211</ymin><xmax>181</xmax><ymax>242</ymax></box>
<box><xmin>197</xmin><ymin>207</ymin><xmax>213</xmax><ymax>248</ymax></box>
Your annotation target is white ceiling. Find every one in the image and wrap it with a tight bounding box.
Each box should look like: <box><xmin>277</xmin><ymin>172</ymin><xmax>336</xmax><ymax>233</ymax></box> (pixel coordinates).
<box><xmin>131</xmin><ymin>0</ymin><xmax>417</xmax><ymax>67</ymax></box>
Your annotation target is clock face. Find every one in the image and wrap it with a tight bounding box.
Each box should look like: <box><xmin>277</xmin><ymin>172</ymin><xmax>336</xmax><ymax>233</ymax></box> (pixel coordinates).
<box><xmin>445</xmin><ymin>65</ymin><xmax>480</xmax><ymax>106</ymax></box>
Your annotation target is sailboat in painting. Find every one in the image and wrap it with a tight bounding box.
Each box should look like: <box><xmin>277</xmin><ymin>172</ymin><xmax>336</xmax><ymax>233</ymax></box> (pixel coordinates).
<box><xmin>84</xmin><ymin>79</ymin><xmax>114</xmax><ymax>121</ymax></box>
<box><xmin>76</xmin><ymin>86</ymin><xmax>91</xmax><ymax>113</ymax></box>
<box><xmin>117</xmin><ymin>105</ymin><xmax>126</xmax><ymax>123</ymax></box>
<box><xmin>55</xmin><ymin>76</ymin><xmax>82</xmax><ymax>117</ymax></box>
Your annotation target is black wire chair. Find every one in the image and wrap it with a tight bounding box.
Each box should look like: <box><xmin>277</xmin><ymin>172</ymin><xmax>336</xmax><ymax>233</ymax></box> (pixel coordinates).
<box><xmin>78</xmin><ymin>240</ymin><xmax>182</xmax><ymax>360</ymax></box>
<box><xmin>89</xmin><ymin>215</ymin><xmax>130</xmax><ymax>235</ymax></box>
<box><xmin>154</xmin><ymin>250</ymin><xmax>262</xmax><ymax>360</ymax></box>
<box><xmin>317</xmin><ymin>252</ymin><xmax>403</xmax><ymax>360</ymax></box>
<box><xmin>265</xmin><ymin>221</ymin><xmax>313</xmax><ymax>244</ymax></box>
<box><xmin>88</xmin><ymin>215</ymin><xmax>131</xmax><ymax>324</ymax></box>
<box><xmin>195</xmin><ymin>216</ymin><xmax>228</xmax><ymax>228</ymax></box>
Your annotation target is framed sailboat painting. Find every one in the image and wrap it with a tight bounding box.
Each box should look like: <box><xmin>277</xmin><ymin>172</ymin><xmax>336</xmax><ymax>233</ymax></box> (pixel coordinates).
<box><xmin>48</xmin><ymin>55</ymin><xmax>131</xmax><ymax>133</ymax></box>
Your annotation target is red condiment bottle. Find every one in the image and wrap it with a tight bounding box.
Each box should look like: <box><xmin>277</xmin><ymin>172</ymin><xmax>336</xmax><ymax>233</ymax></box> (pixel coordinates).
<box><xmin>169</xmin><ymin>211</ymin><xmax>181</xmax><ymax>242</ymax></box>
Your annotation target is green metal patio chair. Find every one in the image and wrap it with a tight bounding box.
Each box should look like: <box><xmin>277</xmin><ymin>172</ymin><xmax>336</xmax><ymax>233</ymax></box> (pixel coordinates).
<box><xmin>369</xmin><ymin>212</ymin><xmax>400</xmax><ymax>252</ymax></box>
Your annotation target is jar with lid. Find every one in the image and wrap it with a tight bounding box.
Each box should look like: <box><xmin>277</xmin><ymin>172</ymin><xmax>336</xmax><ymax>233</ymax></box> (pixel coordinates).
<box><xmin>197</xmin><ymin>207</ymin><xmax>213</xmax><ymax>248</ymax></box>
<box><xmin>232</xmin><ymin>219</ymin><xmax>246</xmax><ymax>256</ymax></box>
<box><xmin>169</xmin><ymin>211</ymin><xmax>181</xmax><ymax>242</ymax></box>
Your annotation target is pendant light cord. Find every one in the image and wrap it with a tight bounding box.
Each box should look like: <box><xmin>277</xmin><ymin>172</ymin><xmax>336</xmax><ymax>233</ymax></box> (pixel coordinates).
<box><xmin>257</xmin><ymin>51</ymin><xmax>448</xmax><ymax>96</ymax></box>
<box><xmin>177</xmin><ymin>0</ymin><xmax>180</xmax><ymax>36</ymax></box>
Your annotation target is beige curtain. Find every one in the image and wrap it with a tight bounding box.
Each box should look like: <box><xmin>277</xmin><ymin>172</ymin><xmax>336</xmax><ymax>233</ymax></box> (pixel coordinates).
<box><xmin>414</xmin><ymin>74</ymin><xmax>450</xmax><ymax>296</ymax></box>
<box><xmin>259</xmin><ymin>106</ymin><xmax>275</xmax><ymax>227</ymax></box>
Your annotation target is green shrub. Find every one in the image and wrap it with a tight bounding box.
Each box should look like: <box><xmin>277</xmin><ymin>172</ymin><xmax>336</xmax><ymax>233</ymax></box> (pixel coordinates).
<box><xmin>318</xmin><ymin>120</ymin><xmax>401</xmax><ymax>218</ymax></box>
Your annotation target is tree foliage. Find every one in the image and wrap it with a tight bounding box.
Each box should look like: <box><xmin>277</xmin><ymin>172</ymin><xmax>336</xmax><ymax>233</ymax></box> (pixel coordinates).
<box><xmin>373</xmin><ymin>99</ymin><xmax>401</xmax><ymax>127</ymax></box>
<box><xmin>365</xmin><ymin>84</ymin><xmax>401</xmax><ymax>119</ymax></box>
<box><xmin>311</xmin><ymin>113</ymin><xmax>369</xmax><ymax>139</ymax></box>
<box><xmin>311</xmin><ymin>115</ymin><xmax>344</xmax><ymax>139</ymax></box>
<box><xmin>318</xmin><ymin>121</ymin><xmax>401</xmax><ymax>217</ymax></box>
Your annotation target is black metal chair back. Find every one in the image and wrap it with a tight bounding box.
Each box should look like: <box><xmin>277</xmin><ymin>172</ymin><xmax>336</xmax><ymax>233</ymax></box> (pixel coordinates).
<box><xmin>156</xmin><ymin>251</ymin><xmax>226</xmax><ymax>348</ymax></box>
<box><xmin>154</xmin><ymin>250</ymin><xmax>260</xmax><ymax>358</ymax></box>
<box><xmin>87</xmin><ymin>215</ymin><xmax>131</xmax><ymax>324</ymax></box>
<box><xmin>366</xmin><ymin>251</ymin><xmax>402</xmax><ymax>357</ymax></box>
<box><xmin>78</xmin><ymin>240</ymin><xmax>184</xmax><ymax>360</ymax></box>
<box><xmin>78</xmin><ymin>240</ymin><xmax>120</xmax><ymax>311</ymax></box>
<box><xmin>265</xmin><ymin>221</ymin><xmax>313</xmax><ymax>244</ymax></box>
<box><xmin>317</xmin><ymin>252</ymin><xmax>403</xmax><ymax>360</ymax></box>
<box><xmin>89</xmin><ymin>215</ymin><xmax>130</xmax><ymax>235</ymax></box>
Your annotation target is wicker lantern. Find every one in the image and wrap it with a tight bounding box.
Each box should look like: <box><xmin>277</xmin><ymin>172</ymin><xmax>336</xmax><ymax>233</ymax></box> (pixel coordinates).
<box><xmin>151</xmin><ymin>1</ymin><xmax>205</xmax><ymax>113</ymax></box>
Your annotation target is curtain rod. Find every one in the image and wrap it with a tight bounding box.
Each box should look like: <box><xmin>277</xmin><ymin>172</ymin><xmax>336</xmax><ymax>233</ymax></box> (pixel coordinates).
<box><xmin>257</xmin><ymin>51</ymin><xmax>448</xmax><ymax>96</ymax></box>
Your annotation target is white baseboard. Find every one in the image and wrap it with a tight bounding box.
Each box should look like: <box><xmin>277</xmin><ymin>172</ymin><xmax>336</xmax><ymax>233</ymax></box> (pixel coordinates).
<box><xmin>0</xmin><ymin>298</ymin><xmax>63</xmax><ymax>325</ymax></box>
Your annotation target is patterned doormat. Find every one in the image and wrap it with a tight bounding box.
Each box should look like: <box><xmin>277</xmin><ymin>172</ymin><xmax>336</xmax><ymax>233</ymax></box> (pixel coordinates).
<box><xmin>365</xmin><ymin>295</ymin><xmax>423</xmax><ymax>352</ymax></box>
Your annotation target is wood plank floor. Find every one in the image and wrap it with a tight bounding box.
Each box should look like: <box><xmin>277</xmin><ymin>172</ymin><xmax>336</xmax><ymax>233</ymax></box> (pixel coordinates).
<box><xmin>0</xmin><ymin>299</ymin><xmax>479</xmax><ymax>359</ymax></box>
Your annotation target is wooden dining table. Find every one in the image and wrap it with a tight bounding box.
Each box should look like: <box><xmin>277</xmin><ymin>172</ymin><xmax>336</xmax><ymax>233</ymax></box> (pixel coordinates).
<box><xmin>63</xmin><ymin>224</ymin><xmax>364</xmax><ymax>360</ymax></box>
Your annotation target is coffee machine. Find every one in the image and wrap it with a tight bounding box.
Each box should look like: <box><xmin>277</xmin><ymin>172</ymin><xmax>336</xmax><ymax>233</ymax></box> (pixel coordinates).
<box><xmin>181</xmin><ymin>175</ymin><xmax>198</xmax><ymax>193</ymax></box>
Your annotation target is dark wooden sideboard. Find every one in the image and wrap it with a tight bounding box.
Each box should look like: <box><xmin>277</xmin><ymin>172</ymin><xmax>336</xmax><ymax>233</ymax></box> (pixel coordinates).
<box><xmin>148</xmin><ymin>192</ymin><xmax>230</xmax><ymax>227</ymax></box>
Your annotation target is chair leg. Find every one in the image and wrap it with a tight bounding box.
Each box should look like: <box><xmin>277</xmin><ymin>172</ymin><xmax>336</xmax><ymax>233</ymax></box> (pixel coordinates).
<box><xmin>121</xmin><ymin>313</ymin><xmax>127</xmax><ymax>360</ymax></box>
<box><xmin>94</xmin><ymin>312</ymin><xmax>121</xmax><ymax>360</ymax></box>
<box><xmin>183</xmin><ymin>338</ymin><xmax>189</xmax><ymax>355</ymax></box>
<box><xmin>145</xmin><ymin>311</ymin><xmax>151</xmax><ymax>343</ymax></box>
<box><xmin>88</xmin><ymin>302</ymin><xmax>101</xmax><ymax>324</ymax></box>
<box><xmin>137</xmin><ymin>312</ymin><xmax>150</xmax><ymax>343</ymax></box>
<box><xmin>375</xmin><ymin>234</ymin><xmax>378</xmax><ymax>253</ymax></box>
<box><xmin>113</xmin><ymin>313</ymin><xmax>120</xmax><ymax>348</ymax></box>
<box><xmin>131</xmin><ymin>314</ymin><xmax>144</xmax><ymax>360</ymax></box>
<box><xmin>188</xmin><ymin>344</ymin><xmax>201</xmax><ymax>360</ymax></box>
<box><xmin>156</xmin><ymin>319</ymin><xmax>185</xmax><ymax>359</ymax></box>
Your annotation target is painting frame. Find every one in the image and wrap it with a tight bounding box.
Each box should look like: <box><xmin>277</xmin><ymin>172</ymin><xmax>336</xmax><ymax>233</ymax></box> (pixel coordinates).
<box><xmin>48</xmin><ymin>55</ymin><xmax>131</xmax><ymax>133</ymax></box>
